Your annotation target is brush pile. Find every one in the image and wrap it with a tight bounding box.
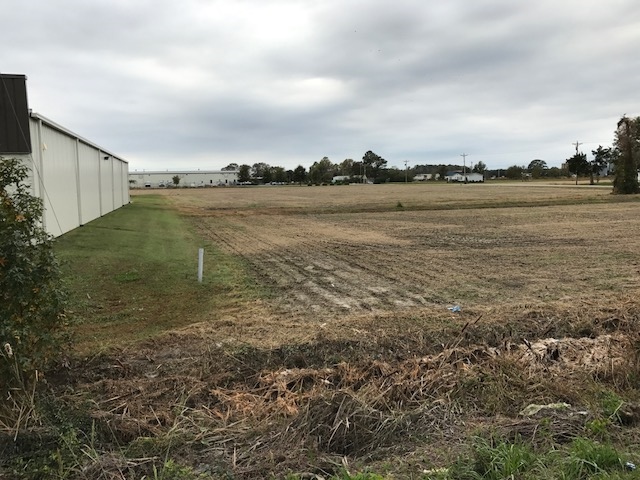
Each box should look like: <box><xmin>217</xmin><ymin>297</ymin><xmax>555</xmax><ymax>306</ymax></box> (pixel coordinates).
<box><xmin>3</xmin><ymin>300</ymin><xmax>640</xmax><ymax>478</ymax></box>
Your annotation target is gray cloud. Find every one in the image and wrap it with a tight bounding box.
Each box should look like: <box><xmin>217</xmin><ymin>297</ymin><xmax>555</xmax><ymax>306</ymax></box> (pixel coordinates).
<box><xmin>2</xmin><ymin>0</ymin><xmax>639</xmax><ymax>171</ymax></box>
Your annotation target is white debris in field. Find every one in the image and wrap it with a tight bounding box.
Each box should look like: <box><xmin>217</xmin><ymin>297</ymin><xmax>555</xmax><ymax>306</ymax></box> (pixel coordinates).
<box><xmin>520</xmin><ymin>402</ymin><xmax>571</xmax><ymax>416</ymax></box>
<box><xmin>412</xmin><ymin>333</ymin><xmax>629</xmax><ymax>375</ymax></box>
<box><xmin>518</xmin><ymin>334</ymin><xmax>628</xmax><ymax>372</ymax></box>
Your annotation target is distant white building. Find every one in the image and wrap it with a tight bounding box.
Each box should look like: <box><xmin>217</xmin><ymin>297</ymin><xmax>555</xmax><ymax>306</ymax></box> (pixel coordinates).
<box><xmin>446</xmin><ymin>172</ymin><xmax>484</xmax><ymax>183</ymax></box>
<box><xmin>331</xmin><ymin>175</ymin><xmax>350</xmax><ymax>183</ymax></box>
<box><xmin>130</xmin><ymin>170</ymin><xmax>238</xmax><ymax>188</ymax></box>
<box><xmin>413</xmin><ymin>173</ymin><xmax>440</xmax><ymax>181</ymax></box>
<box><xmin>331</xmin><ymin>175</ymin><xmax>369</xmax><ymax>184</ymax></box>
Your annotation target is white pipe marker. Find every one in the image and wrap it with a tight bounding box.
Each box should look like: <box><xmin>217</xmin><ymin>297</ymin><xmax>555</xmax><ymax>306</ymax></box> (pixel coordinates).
<box><xmin>197</xmin><ymin>247</ymin><xmax>204</xmax><ymax>283</ymax></box>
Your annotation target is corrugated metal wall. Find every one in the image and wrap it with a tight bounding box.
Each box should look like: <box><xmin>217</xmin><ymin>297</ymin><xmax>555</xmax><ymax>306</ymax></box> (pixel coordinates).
<box><xmin>77</xmin><ymin>142</ymin><xmax>102</xmax><ymax>223</ymax></box>
<box><xmin>40</xmin><ymin>122</ymin><xmax>80</xmax><ymax>235</ymax></box>
<box><xmin>113</xmin><ymin>160</ymin><xmax>125</xmax><ymax>209</ymax></box>
<box><xmin>26</xmin><ymin>113</ymin><xmax>130</xmax><ymax>237</ymax></box>
<box><xmin>100</xmin><ymin>156</ymin><xmax>114</xmax><ymax>215</ymax></box>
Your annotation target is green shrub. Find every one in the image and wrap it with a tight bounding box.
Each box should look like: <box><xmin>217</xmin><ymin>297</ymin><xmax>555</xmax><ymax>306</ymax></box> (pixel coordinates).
<box><xmin>0</xmin><ymin>157</ymin><xmax>68</xmax><ymax>385</ymax></box>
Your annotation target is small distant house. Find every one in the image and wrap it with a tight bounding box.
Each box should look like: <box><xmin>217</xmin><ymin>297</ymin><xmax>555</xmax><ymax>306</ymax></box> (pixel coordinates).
<box><xmin>332</xmin><ymin>175</ymin><xmax>369</xmax><ymax>184</ymax></box>
<box><xmin>331</xmin><ymin>175</ymin><xmax>350</xmax><ymax>184</ymax></box>
<box><xmin>446</xmin><ymin>171</ymin><xmax>484</xmax><ymax>183</ymax></box>
<box><xmin>413</xmin><ymin>173</ymin><xmax>439</xmax><ymax>181</ymax></box>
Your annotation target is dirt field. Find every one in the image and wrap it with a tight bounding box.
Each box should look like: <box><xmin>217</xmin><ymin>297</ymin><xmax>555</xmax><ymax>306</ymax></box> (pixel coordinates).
<box><xmin>139</xmin><ymin>181</ymin><xmax>613</xmax><ymax>214</ymax></box>
<box><xmin>15</xmin><ymin>183</ymin><xmax>640</xmax><ymax>479</ymax></box>
<box><xmin>143</xmin><ymin>183</ymin><xmax>639</xmax><ymax>319</ymax></box>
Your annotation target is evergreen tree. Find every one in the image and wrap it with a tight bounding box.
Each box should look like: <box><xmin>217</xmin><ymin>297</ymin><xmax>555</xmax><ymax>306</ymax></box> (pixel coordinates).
<box><xmin>566</xmin><ymin>152</ymin><xmax>589</xmax><ymax>185</ymax></box>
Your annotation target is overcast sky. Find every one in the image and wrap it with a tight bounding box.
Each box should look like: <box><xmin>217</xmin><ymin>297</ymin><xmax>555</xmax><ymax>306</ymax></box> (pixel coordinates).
<box><xmin>2</xmin><ymin>0</ymin><xmax>639</xmax><ymax>171</ymax></box>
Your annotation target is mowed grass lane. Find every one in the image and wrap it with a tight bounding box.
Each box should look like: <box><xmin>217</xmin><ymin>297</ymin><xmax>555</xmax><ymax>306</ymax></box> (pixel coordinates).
<box><xmin>54</xmin><ymin>194</ymin><xmax>260</xmax><ymax>353</ymax></box>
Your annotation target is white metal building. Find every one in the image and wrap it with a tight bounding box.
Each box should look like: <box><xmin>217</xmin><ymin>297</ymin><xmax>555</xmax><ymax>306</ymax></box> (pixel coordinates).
<box><xmin>23</xmin><ymin>113</ymin><xmax>129</xmax><ymax>237</ymax></box>
<box><xmin>1</xmin><ymin>74</ymin><xmax>129</xmax><ymax>237</ymax></box>
<box><xmin>130</xmin><ymin>170</ymin><xmax>238</xmax><ymax>188</ymax></box>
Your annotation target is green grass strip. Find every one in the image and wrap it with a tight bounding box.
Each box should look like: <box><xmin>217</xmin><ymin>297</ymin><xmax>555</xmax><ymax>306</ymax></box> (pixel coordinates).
<box><xmin>54</xmin><ymin>195</ymin><xmax>259</xmax><ymax>352</ymax></box>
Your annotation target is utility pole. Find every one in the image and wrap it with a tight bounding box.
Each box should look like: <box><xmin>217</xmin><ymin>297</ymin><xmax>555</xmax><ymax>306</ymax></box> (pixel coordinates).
<box><xmin>404</xmin><ymin>160</ymin><xmax>408</xmax><ymax>183</ymax></box>
<box><xmin>571</xmin><ymin>141</ymin><xmax>584</xmax><ymax>185</ymax></box>
<box><xmin>460</xmin><ymin>153</ymin><xmax>469</xmax><ymax>183</ymax></box>
<box><xmin>572</xmin><ymin>141</ymin><xmax>582</xmax><ymax>155</ymax></box>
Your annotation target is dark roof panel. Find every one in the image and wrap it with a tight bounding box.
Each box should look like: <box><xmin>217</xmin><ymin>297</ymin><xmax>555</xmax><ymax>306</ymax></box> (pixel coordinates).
<box><xmin>0</xmin><ymin>74</ymin><xmax>32</xmax><ymax>154</ymax></box>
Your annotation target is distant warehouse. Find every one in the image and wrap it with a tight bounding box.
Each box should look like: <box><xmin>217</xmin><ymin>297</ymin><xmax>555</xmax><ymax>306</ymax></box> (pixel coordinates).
<box><xmin>130</xmin><ymin>170</ymin><xmax>238</xmax><ymax>188</ymax></box>
<box><xmin>0</xmin><ymin>74</ymin><xmax>129</xmax><ymax>237</ymax></box>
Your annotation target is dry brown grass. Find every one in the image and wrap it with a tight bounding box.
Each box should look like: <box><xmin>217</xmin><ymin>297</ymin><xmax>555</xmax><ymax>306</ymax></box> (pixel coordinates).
<box><xmin>137</xmin><ymin>182</ymin><xmax>616</xmax><ymax>214</ymax></box>
<box><xmin>137</xmin><ymin>183</ymin><xmax>640</xmax><ymax>319</ymax></box>
<box><xmin>11</xmin><ymin>183</ymin><xmax>640</xmax><ymax>479</ymax></box>
<box><xmin>56</xmin><ymin>296</ymin><xmax>640</xmax><ymax>477</ymax></box>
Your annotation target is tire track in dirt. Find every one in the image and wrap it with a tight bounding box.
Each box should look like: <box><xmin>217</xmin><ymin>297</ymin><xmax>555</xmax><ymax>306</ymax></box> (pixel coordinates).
<box><xmin>199</xmin><ymin>222</ymin><xmax>367</xmax><ymax>312</ymax></box>
<box><xmin>285</xmin><ymin>221</ymin><xmax>448</xmax><ymax>305</ymax></box>
<box><xmin>326</xmin><ymin>242</ymin><xmax>451</xmax><ymax>303</ymax></box>
<box><xmin>197</xmin><ymin>218</ymin><xmax>441</xmax><ymax>315</ymax></box>
<box><xmin>269</xmin><ymin>235</ymin><xmax>443</xmax><ymax>311</ymax></box>
<box><xmin>199</xmin><ymin>215</ymin><xmax>519</xmax><ymax>311</ymax></box>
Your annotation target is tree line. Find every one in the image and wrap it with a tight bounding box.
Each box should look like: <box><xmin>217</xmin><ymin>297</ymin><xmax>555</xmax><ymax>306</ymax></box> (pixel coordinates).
<box><xmin>226</xmin><ymin>153</ymin><xmax>564</xmax><ymax>185</ymax></box>
<box><xmin>227</xmin><ymin>151</ymin><xmax>397</xmax><ymax>185</ymax></box>
<box><xmin>221</xmin><ymin>115</ymin><xmax>640</xmax><ymax>191</ymax></box>
<box><xmin>226</xmin><ymin>152</ymin><xmax>491</xmax><ymax>185</ymax></box>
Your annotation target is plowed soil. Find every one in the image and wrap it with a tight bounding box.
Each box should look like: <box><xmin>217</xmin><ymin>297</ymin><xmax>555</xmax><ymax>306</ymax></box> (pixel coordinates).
<box><xmin>150</xmin><ymin>183</ymin><xmax>640</xmax><ymax>319</ymax></box>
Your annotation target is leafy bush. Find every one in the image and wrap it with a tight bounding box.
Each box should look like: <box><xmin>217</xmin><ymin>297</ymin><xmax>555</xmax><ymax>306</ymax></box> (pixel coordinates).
<box><xmin>0</xmin><ymin>157</ymin><xmax>68</xmax><ymax>384</ymax></box>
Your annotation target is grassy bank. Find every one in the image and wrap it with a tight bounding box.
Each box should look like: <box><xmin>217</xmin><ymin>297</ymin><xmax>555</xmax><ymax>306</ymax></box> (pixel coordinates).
<box><xmin>55</xmin><ymin>194</ymin><xmax>261</xmax><ymax>353</ymax></box>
